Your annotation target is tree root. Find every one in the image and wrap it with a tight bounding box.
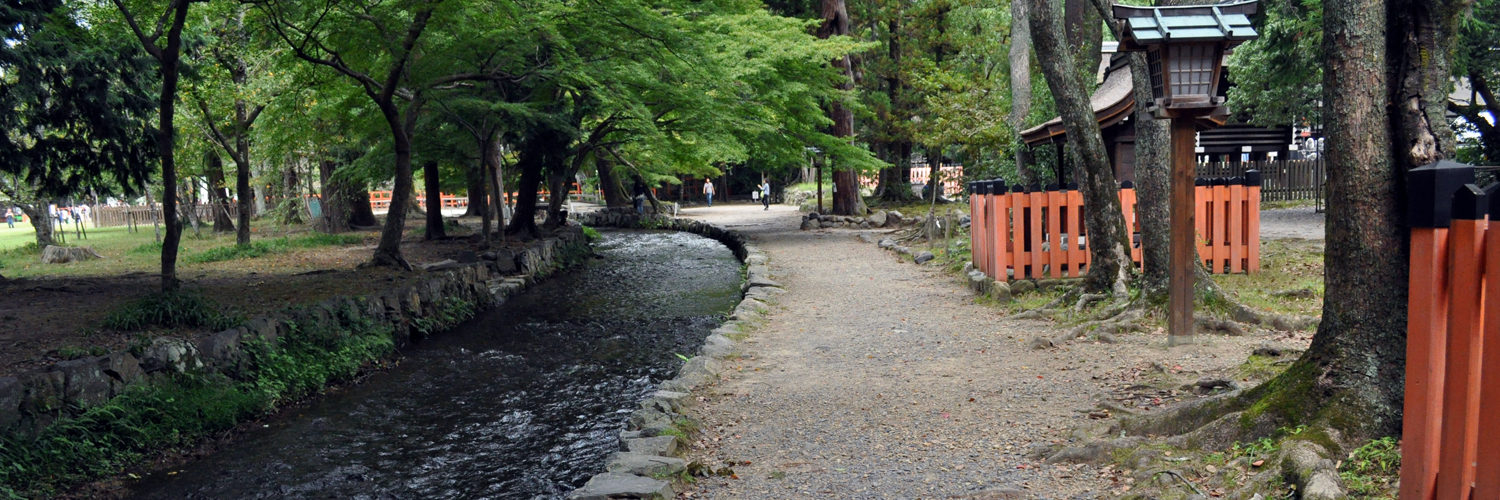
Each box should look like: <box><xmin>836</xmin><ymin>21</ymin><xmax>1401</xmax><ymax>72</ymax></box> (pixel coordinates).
<box><xmin>1060</xmin><ymin>308</ymin><xmax>1144</xmax><ymax>344</ymax></box>
<box><xmin>363</xmin><ymin>250</ymin><xmax>414</xmax><ymax>271</ymax></box>
<box><xmin>1229</xmin><ymin>304</ymin><xmax>1320</xmax><ymax>332</ymax></box>
<box><xmin>1007</xmin><ymin>288</ymin><xmax>1081</xmax><ymax>320</ymax></box>
<box><xmin>1151</xmin><ymin>470</ymin><xmax>1205</xmax><ymax>497</ymax></box>
<box><xmin>1074</xmin><ymin>293</ymin><xmax>1108</xmax><ymax>313</ymax></box>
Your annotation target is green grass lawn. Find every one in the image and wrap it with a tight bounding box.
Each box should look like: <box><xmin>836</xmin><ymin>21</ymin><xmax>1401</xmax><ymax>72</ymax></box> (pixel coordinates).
<box><xmin>0</xmin><ymin>221</ymin><xmax>374</xmax><ymax>279</ymax></box>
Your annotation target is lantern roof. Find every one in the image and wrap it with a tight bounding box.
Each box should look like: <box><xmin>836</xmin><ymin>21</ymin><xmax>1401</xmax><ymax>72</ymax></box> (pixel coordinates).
<box><xmin>1113</xmin><ymin>1</ymin><xmax>1259</xmax><ymax>50</ymax></box>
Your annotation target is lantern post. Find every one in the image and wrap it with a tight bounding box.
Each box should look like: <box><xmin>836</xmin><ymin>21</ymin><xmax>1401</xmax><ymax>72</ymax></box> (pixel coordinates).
<box><xmin>1113</xmin><ymin>1</ymin><xmax>1258</xmax><ymax>345</ymax></box>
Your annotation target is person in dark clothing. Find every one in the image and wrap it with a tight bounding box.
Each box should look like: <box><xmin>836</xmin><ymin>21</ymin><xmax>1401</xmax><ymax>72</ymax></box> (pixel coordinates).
<box><xmin>632</xmin><ymin>181</ymin><xmax>648</xmax><ymax>214</ymax></box>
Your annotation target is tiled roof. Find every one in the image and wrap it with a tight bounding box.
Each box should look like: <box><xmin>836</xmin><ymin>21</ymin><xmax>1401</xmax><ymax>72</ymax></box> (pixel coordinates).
<box><xmin>1113</xmin><ymin>1</ymin><xmax>1258</xmax><ymax>49</ymax></box>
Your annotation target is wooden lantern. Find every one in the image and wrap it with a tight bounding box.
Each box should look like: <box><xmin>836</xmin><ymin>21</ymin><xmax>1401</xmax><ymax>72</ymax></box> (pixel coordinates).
<box><xmin>1114</xmin><ymin>1</ymin><xmax>1258</xmax><ymax>116</ymax></box>
<box><xmin>1112</xmin><ymin>0</ymin><xmax>1259</xmax><ymax>343</ymax></box>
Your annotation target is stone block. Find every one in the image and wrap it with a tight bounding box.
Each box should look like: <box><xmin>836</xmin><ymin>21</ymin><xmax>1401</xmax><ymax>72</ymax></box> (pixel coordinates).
<box><xmin>51</xmin><ymin>357</ymin><xmax>112</xmax><ymax>408</ymax></box>
<box><xmin>18</xmin><ymin>370</ymin><xmax>64</xmax><ymax>417</ymax></box>
<box><xmin>625</xmin><ymin>435</ymin><xmax>680</xmax><ymax>457</ymax></box>
<box><xmin>139</xmin><ymin>337</ymin><xmax>202</xmax><ymax>374</ymax></box>
<box><xmin>198</xmin><ymin>328</ymin><xmax>246</xmax><ymax>376</ymax></box>
<box><xmin>605</xmin><ymin>452</ymin><xmax>687</xmax><ymax>476</ymax></box>
<box><xmin>0</xmin><ymin>377</ymin><xmax>22</xmax><ymax>430</ymax></box>
<box><xmin>566</xmin><ymin>473</ymin><xmax>673</xmax><ymax>500</ymax></box>
<box><xmin>98</xmin><ymin>352</ymin><xmax>144</xmax><ymax>395</ymax></box>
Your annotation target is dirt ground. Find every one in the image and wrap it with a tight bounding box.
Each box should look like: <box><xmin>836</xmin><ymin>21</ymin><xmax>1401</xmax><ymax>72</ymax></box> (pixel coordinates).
<box><xmin>0</xmin><ymin>218</ymin><xmax>525</xmax><ymax>378</ymax></box>
<box><xmin>673</xmin><ymin>204</ymin><xmax>1313</xmax><ymax>499</ymax></box>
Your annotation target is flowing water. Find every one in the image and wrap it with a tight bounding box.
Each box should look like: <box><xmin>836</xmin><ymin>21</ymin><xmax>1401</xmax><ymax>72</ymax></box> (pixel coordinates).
<box><xmin>127</xmin><ymin>230</ymin><xmax>742</xmax><ymax>500</ymax></box>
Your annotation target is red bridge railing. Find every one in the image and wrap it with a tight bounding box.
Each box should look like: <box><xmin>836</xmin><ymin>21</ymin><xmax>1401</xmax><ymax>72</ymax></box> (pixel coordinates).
<box><xmin>966</xmin><ymin>173</ymin><xmax>1261</xmax><ymax>281</ymax></box>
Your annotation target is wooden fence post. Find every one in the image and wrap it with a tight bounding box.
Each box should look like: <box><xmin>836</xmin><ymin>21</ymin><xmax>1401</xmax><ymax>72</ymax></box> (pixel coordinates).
<box><xmin>1401</xmin><ymin>161</ymin><xmax>1474</xmax><ymax>500</ymax></box>
<box><xmin>1437</xmin><ymin>184</ymin><xmax>1486</xmax><ymax>500</ymax></box>
<box><xmin>1246</xmin><ymin>171</ymin><xmax>1262</xmax><ymax>272</ymax></box>
<box><xmin>1476</xmin><ymin>182</ymin><xmax>1500</xmax><ymax>500</ymax></box>
<box><xmin>992</xmin><ymin>180</ymin><xmax>1011</xmax><ymax>280</ymax></box>
<box><xmin>970</xmin><ymin>182</ymin><xmax>983</xmax><ymax>276</ymax></box>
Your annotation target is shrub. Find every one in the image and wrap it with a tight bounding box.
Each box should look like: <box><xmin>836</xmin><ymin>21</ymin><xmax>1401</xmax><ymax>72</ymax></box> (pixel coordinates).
<box><xmin>581</xmin><ymin>225</ymin><xmax>601</xmax><ymax>241</ymax></box>
<box><xmin>102</xmin><ymin>292</ymin><xmax>243</xmax><ymax>332</ymax></box>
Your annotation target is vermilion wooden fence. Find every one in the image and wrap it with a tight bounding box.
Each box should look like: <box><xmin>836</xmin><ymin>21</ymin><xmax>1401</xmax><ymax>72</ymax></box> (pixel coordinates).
<box><xmin>368</xmin><ymin>191</ymin><xmax>470</xmax><ymax>211</ymax></box>
<box><xmin>967</xmin><ymin>172</ymin><xmax>1261</xmax><ymax>281</ymax></box>
<box><xmin>1400</xmin><ymin>161</ymin><xmax>1500</xmax><ymax>500</ymax></box>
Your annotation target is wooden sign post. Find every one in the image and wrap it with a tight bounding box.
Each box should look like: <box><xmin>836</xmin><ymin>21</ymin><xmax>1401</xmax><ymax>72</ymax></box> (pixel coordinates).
<box><xmin>1112</xmin><ymin>0</ymin><xmax>1259</xmax><ymax>343</ymax></box>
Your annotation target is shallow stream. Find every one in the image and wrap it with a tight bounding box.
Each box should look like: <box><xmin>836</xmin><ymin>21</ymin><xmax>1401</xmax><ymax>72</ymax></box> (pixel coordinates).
<box><xmin>127</xmin><ymin>230</ymin><xmax>742</xmax><ymax>499</ymax></box>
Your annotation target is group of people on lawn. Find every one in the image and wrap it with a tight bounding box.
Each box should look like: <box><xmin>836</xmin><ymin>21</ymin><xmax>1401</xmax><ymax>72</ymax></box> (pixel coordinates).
<box><xmin>2</xmin><ymin>204</ymin><xmax>90</xmax><ymax>229</ymax></box>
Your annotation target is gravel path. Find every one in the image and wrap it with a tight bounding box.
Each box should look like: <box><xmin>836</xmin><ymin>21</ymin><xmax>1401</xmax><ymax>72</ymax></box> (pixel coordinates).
<box><xmin>1259</xmin><ymin>207</ymin><xmax>1324</xmax><ymax>240</ymax></box>
<box><xmin>674</xmin><ymin>204</ymin><xmax>1310</xmax><ymax>500</ymax></box>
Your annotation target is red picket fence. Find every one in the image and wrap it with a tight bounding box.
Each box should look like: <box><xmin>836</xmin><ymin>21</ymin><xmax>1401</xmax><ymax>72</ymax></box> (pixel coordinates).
<box><xmin>967</xmin><ymin>173</ymin><xmax>1261</xmax><ymax>281</ymax></box>
<box><xmin>1399</xmin><ymin>161</ymin><xmax>1500</xmax><ymax>500</ymax></box>
<box><xmin>858</xmin><ymin>164</ymin><xmax>966</xmax><ymax>195</ymax></box>
<box><xmin>368</xmin><ymin>191</ymin><xmax>469</xmax><ymax>211</ymax></box>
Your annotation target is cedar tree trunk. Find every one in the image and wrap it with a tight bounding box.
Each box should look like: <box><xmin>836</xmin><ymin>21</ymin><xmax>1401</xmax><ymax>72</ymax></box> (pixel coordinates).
<box><xmin>1027</xmin><ymin>0</ymin><xmax>1131</xmax><ymax>295</ymax></box>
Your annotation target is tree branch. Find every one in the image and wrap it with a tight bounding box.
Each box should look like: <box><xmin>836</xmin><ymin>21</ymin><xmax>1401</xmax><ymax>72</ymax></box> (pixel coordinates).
<box><xmin>111</xmin><ymin>0</ymin><xmax>166</xmax><ymax>59</ymax></box>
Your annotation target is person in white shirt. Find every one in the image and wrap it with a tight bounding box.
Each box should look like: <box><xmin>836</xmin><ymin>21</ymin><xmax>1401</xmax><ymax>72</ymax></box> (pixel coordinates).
<box><xmin>760</xmin><ymin>181</ymin><xmax>771</xmax><ymax>210</ymax></box>
<box><xmin>703</xmin><ymin>179</ymin><xmax>715</xmax><ymax>207</ymax></box>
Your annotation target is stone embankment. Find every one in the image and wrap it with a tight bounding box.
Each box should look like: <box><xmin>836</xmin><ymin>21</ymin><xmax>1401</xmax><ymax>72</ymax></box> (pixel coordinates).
<box><xmin>566</xmin><ymin>209</ymin><xmax>782</xmax><ymax>500</ymax></box>
<box><xmin>0</xmin><ymin>227</ymin><xmax>588</xmax><ymax>439</ymax></box>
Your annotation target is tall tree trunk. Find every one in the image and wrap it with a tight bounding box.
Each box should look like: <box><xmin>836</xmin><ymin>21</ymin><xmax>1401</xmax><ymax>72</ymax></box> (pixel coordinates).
<box><xmin>318</xmin><ymin>159</ymin><xmax>350</xmax><ymax>233</ymax></box>
<box><xmin>819</xmin><ymin>0</ymin><xmax>866</xmax><ymax>216</ymax></box>
<box><xmin>597</xmin><ymin>156</ymin><xmax>628</xmax><ymax>208</ymax></box>
<box><xmin>16</xmin><ymin>203</ymin><xmax>54</xmax><ymax>248</ymax></box>
<box><xmin>545</xmin><ymin>151</ymin><xmax>583</xmax><ymax>227</ymax></box>
<box><xmin>1128</xmin><ymin>60</ymin><xmax>1171</xmax><ymax>298</ymax></box>
<box><xmin>346</xmin><ymin>186</ymin><xmax>379</xmax><ymax>227</ymax></box>
<box><xmin>422</xmin><ymin>160</ymin><xmax>445</xmax><ymax>239</ymax></box>
<box><xmin>462</xmin><ymin>161</ymin><xmax>488</xmax><ymax>218</ymax></box>
<box><xmin>281</xmin><ymin>162</ymin><xmax>303</xmax><ymax>225</ymax></box>
<box><xmin>205</xmin><ymin>153</ymin><xmax>235</xmax><ymax>233</ymax></box>
<box><xmin>1064</xmin><ymin>0</ymin><xmax>1102</xmax><ymax>89</ymax></box>
<box><xmin>1028</xmin><ymin>0</ymin><xmax>1130</xmax><ymax>296</ymax></box>
<box><xmin>1258</xmin><ymin>0</ymin><xmax>1462</xmax><ymax>440</ymax></box>
<box><xmin>371</xmin><ymin>99</ymin><xmax>418</xmax><ymax>269</ymax></box>
<box><xmin>234</xmin><ymin>148</ymin><xmax>252</xmax><ymax>245</ymax></box>
<box><xmin>478</xmin><ymin>137</ymin><xmax>494</xmax><ymax>240</ymax></box>
<box><xmin>156</xmin><ymin>0</ymin><xmax>189</xmax><ymax>292</ymax></box>
<box><xmin>1008</xmin><ymin>0</ymin><xmax>1035</xmax><ymax>186</ymax></box>
<box><xmin>507</xmin><ymin>131</ymin><xmax>561</xmax><ymax>238</ymax></box>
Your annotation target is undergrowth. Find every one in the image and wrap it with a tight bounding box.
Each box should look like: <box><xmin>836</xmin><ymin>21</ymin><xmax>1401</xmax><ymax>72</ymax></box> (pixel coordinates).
<box><xmin>1339</xmin><ymin>437</ymin><xmax>1399</xmax><ymax>498</ymax></box>
<box><xmin>102</xmin><ymin>292</ymin><xmax>244</xmax><ymax>332</ymax></box>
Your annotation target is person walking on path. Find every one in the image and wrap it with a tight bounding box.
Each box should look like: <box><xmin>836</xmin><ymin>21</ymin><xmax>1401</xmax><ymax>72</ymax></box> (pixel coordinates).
<box><xmin>703</xmin><ymin>179</ymin><xmax>715</xmax><ymax>207</ymax></box>
<box><xmin>760</xmin><ymin>180</ymin><xmax>771</xmax><ymax>210</ymax></box>
<box><xmin>633</xmin><ymin>180</ymin><xmax>648</xmax><ymax>214</ymax></box>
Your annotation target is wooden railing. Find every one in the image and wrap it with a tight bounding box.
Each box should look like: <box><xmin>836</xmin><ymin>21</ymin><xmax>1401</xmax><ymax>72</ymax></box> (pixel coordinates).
<box><xmin>967</xmin><ymin>173</ymin><xmax>1261</xmax><ymax>281</ymax></box>
<box><xmin>1400</xmin><ymin>161</ymin><xmax>1500</xmax><ymax>500</ymax></box>
<box><xmin>92</xmin><ymin>204</ymin><xmax>238</xmax><ymax>228</ymax></box>
<box><xmin>1199</xmin><ymin>160</ymin><xmax>1323</xmax><ymax>203</ymax></box>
